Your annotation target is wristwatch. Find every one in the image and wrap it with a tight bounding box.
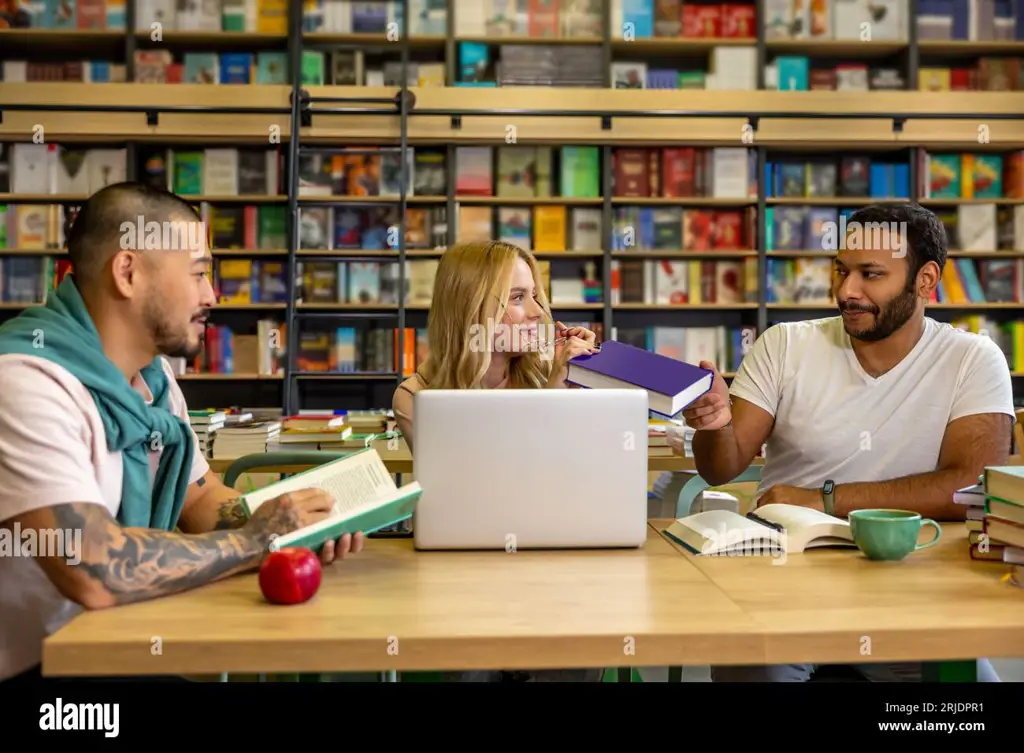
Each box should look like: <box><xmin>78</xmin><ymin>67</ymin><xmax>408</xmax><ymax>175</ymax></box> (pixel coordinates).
<box><xmin>821</xmin><ymin>479</ymin><xmax>835</xmax><ymax>516</ymax></box>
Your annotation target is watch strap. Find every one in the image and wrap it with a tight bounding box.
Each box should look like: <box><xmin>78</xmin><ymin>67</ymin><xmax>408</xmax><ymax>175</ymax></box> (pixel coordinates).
<box><xmin>822</xmin><ymin>480</ymin><xmax>835</xmax><ymax>516</ymax></box>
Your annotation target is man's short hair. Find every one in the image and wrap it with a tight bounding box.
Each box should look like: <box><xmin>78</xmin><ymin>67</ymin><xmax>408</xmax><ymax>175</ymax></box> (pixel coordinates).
<box><xmin>66</xmin><ymin>182</ymin><xmax>202</xmax><ymax>284</ymax></box>
<box><xmin>845</xmin><ymin>202</ymin><xmax>948</xmax><ymax>282</ymax></box>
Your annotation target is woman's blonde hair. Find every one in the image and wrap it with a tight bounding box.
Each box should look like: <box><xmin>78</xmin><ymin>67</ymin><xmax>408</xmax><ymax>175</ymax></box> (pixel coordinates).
<box><xmin>417</xmin><ymin>240</ymin><xmax>555</xmax><ymax>390</ymax></box>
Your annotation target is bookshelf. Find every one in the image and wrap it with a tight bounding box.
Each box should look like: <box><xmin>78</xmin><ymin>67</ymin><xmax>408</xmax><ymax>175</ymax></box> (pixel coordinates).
<box><xmin>1</xmin><ymin>0</ymin><xmax>1024</xmax><ymax>418</ymax></box>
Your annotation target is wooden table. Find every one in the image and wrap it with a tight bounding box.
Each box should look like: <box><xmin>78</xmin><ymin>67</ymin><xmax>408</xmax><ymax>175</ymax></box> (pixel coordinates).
<box><xmin>42</xmin><ymin>520</ymin><xmax>1024</xmax><ymax>678</ymax></box>
<box><xmin>205</xmin><ymin>445</ymin><xmax>763</xmax><ymax>475</ymax></box>
<box><xmin>651</xmin><ymin>519</ymin><xmax>1024</xmax><ymax>670</ymax></box>
<box><xmin>41</xmin><ymin>527</ymin><xmax>764</xmax><ymax>676</ymax></box>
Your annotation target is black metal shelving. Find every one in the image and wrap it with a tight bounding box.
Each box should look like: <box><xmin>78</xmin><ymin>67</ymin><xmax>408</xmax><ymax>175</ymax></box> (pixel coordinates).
<box><xmin>283</xmin><ymin>0</ymin><xmax>415</xmax><ymax>416</ymax></box>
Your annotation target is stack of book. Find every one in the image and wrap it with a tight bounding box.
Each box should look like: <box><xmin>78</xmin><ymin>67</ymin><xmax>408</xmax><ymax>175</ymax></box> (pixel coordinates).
<box><xmin>187</xmin><ymin>410</ymin><xmax>225</xmax><ymax>458</ymax></box>
<box><xmin>979</xmin><ymin>466</ymin><xmax>1024</xmax><ymax>587</ymax></box>
<box><xmin>211</xmin><ymin>420</ymin><xmax>282</xmax><ymax>460</ymax></box>
<box><xmin>649</xmin><ymin>417</ymin><xmax>694</xmax><ymax>457</ymax></box>
<box><xmin>953</xmin><ymin>480</ymin><xmax>991</xmax><ymax>559</ymax></box>
<box><xmin>266</xmin><ymin>414</ymin><xmax>355</xmax><ymax>452</ymax></box>
<box><xmin>259</xmin><ymin>409</ymin><xmax>399</xmax><ymax>452</ymax></box>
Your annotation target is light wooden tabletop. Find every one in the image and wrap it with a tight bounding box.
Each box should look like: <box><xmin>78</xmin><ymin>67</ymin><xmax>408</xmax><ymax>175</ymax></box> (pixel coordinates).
<box><xmin>206</xmin><ymin>445</ymin><xmax>764</xmax><ymax>475</ymax></box>
<box><xmin>42</xmin><ymin>527</ymin><xmax>764</xmax><ymax>676</ymax></box>
<box><xmin>650</xmin><ymin>519</ymin><xmax>1024</xmax><ymax>665</ymax></box>
<box><xmin>43</xmin><ymin>517</ymin><xmax>1024</xmax><ymax>677</ymax></box>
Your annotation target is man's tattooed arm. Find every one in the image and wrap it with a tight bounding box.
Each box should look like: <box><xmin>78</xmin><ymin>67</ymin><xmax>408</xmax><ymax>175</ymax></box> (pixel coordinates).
<box><xmin>213</xmin><ymin>497</ymin><xmax>248</xmax><ymax>530</ymax></box>
<box><xmin>176</xmin><ymin>471</ymin><xmax>255</xmax><ymax>534</ymax></box>
<box><xmin>7</xmin><ymin>495</ymin><xmax>311</xmax><ymax>609</ymax></box>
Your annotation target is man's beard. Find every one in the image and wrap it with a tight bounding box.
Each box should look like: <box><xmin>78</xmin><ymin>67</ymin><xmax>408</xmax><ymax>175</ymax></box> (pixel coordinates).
<box><xmin>143</xmin><ymin>296</ymin><xmax>207</xmax><ymax>360</ymax></box>
<box><xmin>838</xmin><ymin>278</ymin><xmax>918</xmax><ymax>343</ymax></box>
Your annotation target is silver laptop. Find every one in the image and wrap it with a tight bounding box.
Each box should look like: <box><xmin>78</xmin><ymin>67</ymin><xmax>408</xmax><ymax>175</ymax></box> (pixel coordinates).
<box><xmin>412</xmin><ymin>388</ymin><xmax>650</xmax><ymax>550</ymax></box>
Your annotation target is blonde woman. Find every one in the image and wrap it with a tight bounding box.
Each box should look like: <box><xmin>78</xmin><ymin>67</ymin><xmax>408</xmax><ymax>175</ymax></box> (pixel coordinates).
<box><xmin>393</xmin><ymin>240</ymin><xmax>598</xmax><ymax>453</ymax></box>
<box><xmin>392</xmin><ymin>240</ymin><xmax>601</xmax><ymax>682</ymax></box>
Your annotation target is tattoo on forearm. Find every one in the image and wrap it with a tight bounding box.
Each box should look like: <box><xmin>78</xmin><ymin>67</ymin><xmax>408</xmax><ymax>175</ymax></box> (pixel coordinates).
<box><xmin>213</xmin><ymin>497</ymin><xmax>248</xmax><ymax>530</ymax></box>
<box><xmin>48</xmin><ymin>503</ymin><xmax>264</xmax><ymax>606</ymax></box>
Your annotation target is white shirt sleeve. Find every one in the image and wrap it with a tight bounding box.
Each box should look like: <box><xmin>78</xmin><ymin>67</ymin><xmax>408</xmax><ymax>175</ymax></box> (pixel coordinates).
<box><xmin>950</xmin><ymin>336</ymin><xmax>1017</xmax><ymax>424</ymax></box>
<box><xmin>0</xmin><ymin>359</ymin><xmax>108</xmax><ymax>521</ymax></box>
<box><xmin>728</xmin><ymin>323</ymin><xmax>786</xmax><ymax>418</ymax></box>
<box><xmin>160</xmin><ymin>358</ymin><xmax>210</xmax><ymax>484</ymax></box>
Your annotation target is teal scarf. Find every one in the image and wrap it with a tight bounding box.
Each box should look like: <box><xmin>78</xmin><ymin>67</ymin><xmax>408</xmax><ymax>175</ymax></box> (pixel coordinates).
<box><xmin>0</xmin><ymin>275</ymin><xmax>194</xmax><ymax>531</ymax></box>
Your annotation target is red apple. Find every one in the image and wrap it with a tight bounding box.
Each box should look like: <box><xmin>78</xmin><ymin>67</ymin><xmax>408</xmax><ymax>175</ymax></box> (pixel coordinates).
<box><xmin>259</xmin><ymin>547</ymin><xmax>322</xmax><ymax>605</ymax></box>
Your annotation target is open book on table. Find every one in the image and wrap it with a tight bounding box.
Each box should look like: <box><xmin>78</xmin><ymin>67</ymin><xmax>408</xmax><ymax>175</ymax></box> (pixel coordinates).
<box><xmin>662</xmin><ymin>503</ymin><xmax>856</xmax><ymax>557</ymax></box>
<box><xmin>240</xmin><ymin>448</ymin><xmax>422</xmax><ymax>552</ymax></box>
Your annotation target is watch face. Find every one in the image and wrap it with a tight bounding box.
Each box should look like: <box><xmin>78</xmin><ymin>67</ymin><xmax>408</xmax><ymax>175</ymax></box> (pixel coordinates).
<box><xmin>823</xmin><ymin>481</ymin><xmax>834</xmax><ymax>493</ymax></box>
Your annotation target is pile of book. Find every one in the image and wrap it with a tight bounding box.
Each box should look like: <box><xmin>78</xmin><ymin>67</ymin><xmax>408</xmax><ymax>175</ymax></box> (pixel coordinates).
<box><xmin>981</xmin><ymin>466</ymin><xmax>1024</xmax><ymax>587</ymax></box>
<box><xmin>650</xmin><ymin>416</ymin><xmax>694</xmax><ymax>456</ymax></box>
<box><xmin>265</xmin><ymin>409</ymin><xmax>399</xmax><ymax>452</ymax></box>
<box><xmin>211</xmin><ymin>420</ymin><xmax>282</xmax><ymax>460</ymax></box>
<box><xmin>958</xmin><ymin>466</ymin><xmax>1024</xmax><ymax>587</ymax></box>
<box><xmin>496</xmin><ymin>45</ymin><xmax>604</xmax><ymax>87</ymax></box>
<box><xmin>954</xmin><ymin>480</ymin><xmax>990</xmax><ymax>558</ymax></box>
<box><xmin>187</xmin><ymin>410</ymin><xmax>225</xmax><ymax>458</ymax></box>
<box><xmin>267</xmin><ymin>413</ymin><xmax>355</xmax><ymax>452</ymax></box>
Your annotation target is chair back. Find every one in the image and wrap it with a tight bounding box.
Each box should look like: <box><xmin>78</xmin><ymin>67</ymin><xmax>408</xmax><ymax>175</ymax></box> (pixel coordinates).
<box><xmin>222</xmin><ymin>451</ymin><xmax>352</xmax><ymax>489</ymax></box>
<box><xmin>675</xmin><ymin>465</ymin><xmax>763</xmax><ymax>518</ymax></box>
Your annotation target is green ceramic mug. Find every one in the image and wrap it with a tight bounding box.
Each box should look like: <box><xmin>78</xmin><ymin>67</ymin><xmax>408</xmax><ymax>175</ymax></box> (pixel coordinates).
<box><xmin>848</xmin><ymin>509</ymin><xmax>942</xmax><ymax>561</ymax></box>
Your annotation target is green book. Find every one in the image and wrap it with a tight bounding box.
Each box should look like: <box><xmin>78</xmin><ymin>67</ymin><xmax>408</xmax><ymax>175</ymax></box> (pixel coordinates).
<box><xmin>984</xmin><ymin>466</ymin><xmax>1024</xmax><ymax>507</ymax></box>
<box><xmin>560</xmin><ymin>146</ymin><xmax>599</xmax><ymax>198</ymax></box>
<box><xmin>301</xmin><ymin>51</ymin><xmax>325</xmax><ymax>86</ymax></box>
<box><xmin>221</xmin><ymin>0</ymin><xmax>246</xmax><ymax>31</ymax></box>
<box><xmin>172</xmin><ymin>152</ymin><xmax>204</xmax><ymax>195</ymax></box>
<box><xmin>240</xmin><ymin>448</ymin><xmax>422</xmax><ymax>552</ymax></box>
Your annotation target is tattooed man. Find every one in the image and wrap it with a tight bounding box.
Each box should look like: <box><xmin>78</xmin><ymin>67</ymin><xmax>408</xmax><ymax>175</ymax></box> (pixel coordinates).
<box><xmin>0</xmin><ymin>183</ymin><xmax>362</xmax><ymax>685</ymax></box>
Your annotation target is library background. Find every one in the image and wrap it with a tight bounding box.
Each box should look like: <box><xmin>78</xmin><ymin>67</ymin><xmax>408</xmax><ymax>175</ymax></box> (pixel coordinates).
<box><xmin>1</xmin><ymin>0</ymin><xmax>1023</xmax><ymax>464</ymax></box>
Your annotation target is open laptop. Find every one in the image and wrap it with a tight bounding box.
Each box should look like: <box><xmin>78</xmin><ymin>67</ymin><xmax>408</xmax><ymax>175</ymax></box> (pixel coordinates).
<box><xmin>411</xmin><ymin>388</ymin><xmax>650</xmax><ymax>550</ymax></box>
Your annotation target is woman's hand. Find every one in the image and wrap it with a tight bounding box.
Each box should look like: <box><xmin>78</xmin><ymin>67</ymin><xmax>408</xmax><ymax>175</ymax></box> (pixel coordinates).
<box><xmin>545</xmin><ymin>321</ymin><xmax>599</xmax><ymax>388</ymax></box>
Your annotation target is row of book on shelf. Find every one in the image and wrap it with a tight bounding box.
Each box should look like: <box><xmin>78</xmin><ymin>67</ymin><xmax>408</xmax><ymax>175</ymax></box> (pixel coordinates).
<box><xmin>234</xmin><ymin>254</ymin><xmax>752</xmax><ymax>307</ymax></box>
<box><xmin>613</xmin><ymin>54</ymin><xmax>910</xmax><ymax>92</ymax></box>
<box><xmin>0</xmin><ymin>201</ymin><xmax>289</xmax><ymax>254</ymax></box>
<box><xmin>131</xmin><ymin>47</ymin><xmax>428</xmax><ymax>87</ymax></box>
<box><xmin>172</xmin><ymin>321</ymin><xmax>757</xmax><ymax>382</ymax></box>
<box><xmin>165</xmin><ymin>319</ymin><xmax>286</xmax><ymax>378</ymax></box>
<box><xmin>11</xmin><ymin>195</ymin><xmax>1021</xmax><ymax>263</ymax></box>
<box><xmin>0</xmin><ymin>145</ymin><xmax>272</xmax><ymax>197</ymax></box>
<box><xmin>11</xmin><ymin>0</ymin><xmax>1020</xmax><ymax>43</ymax></box>
<box><xmin>5</xmin><ymin>249</ymin><xmax>1022</xmax><ymax>310</ymax></box>
<box><xmin>11</xmin><ymin>198</ymin><xmax>1020</xmax><ymax>259</ymax></box>
<box><xmin>10</xmin><ymin>144</ymin><xmax>1024</xmax><ymax>204</ymax></box>
<box><xmin>448</xmin><ymin>146</ymin><xmax>755</xmax><ymax>200</ymax></box>
<box><xmin>771</xmin><ymin>0</ymin><xmax>1021</xmax><ymax>41</ymax></box>
<box><xmin>771</xmin><ymin>56</ymin><xmax>1023</xmax><ymax>92</ymax></box>
<box><xmin>4</xmin><ymin>239</ymin><xmax>1009</xmax><ymax>312</ymax></box>
<box><xmin>3</xmin><ymin>0</ymin><xmax>986</xmax><ymax>43</ymax></box>
<box><xmin>1</xmin><ymin>192</ymin><xmax>1021</xmax><ymax>261</ymax></box>
<box><xmin>769</xmin><ymin>150</ymin><xmax>1024</xmax><ymax>200</ymax></box>
<box><xmin>309</xmin><ymin>145</ymin><xmax>753</xmax><ymax>201</ymax></box>
<box><xmin>0</xmin><ymin>195</ymin><xmax>287</xmax><ymax>250</ymax></box>
<box><xmin>287</xmin><ymin>255</ymin><xmax>753</xmax><ymax>307</ymax></box>
<box><xmin>611</xmin><ymin>56</ymin><xmax>1024</xmax><ymax>94</ymax></box>
<box><xmin>13</xmin><ymin>47</ymin><xmax>1023</xmax><ymax>90</ymax></box>
<box><xmin>165</xmin><ymin>308</ymin><xmax>1024</xmax><ymax>384</ymax></box>
<box><xmin>768</xmin><ymin>204</ymin><xmax>1024</xmax><ymax>254</ymax></box>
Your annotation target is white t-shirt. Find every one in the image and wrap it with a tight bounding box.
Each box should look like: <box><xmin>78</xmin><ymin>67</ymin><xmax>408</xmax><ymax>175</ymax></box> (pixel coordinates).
<box><xmin>0</xmin><ymin>355</ymin><xmax>209</xmax><ymax>682</ymax></box>
<box><xmin>729</xmin><ymin>316</ymin><xmax>1017</xmax><ymax>495</ymax></box>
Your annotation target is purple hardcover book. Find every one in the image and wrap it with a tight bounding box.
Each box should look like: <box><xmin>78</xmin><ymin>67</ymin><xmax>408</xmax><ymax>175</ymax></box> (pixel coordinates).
<box><xmin>565</xmin><ymin>339</ymin><xmax>714</xmax><ymax>417</ymax></box>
